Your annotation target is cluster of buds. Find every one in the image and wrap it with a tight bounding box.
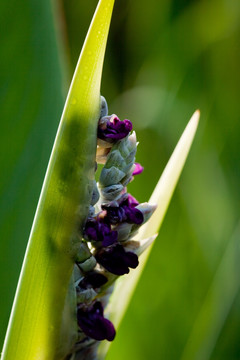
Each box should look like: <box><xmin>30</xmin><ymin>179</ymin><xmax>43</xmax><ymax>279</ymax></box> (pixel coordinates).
<box><xmin>73</xmin><ymin>97</ymin><xmax>156</xmax><ymax>352</ymax></box>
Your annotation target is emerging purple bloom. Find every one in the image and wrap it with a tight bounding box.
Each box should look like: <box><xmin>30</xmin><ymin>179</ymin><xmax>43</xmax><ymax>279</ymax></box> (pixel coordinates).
<box><xmin>102</xmin><ymin>193</ymin><xmax>144</xmax><ymax>225</ymax></box>
<box><xmin>79</xmin><ymin>271</ymin><xmax>108</xmax><ymax>289</ymax></box>
<box><xmin>84</xmin><ymin>217</ymin><xmax>117</xmax><ymax>247</ymax></box>
<box><xmin>127</xmin><ymin>193</ymin><xmax>140</xmax><ymax>207</ymax></box>
<box><xmin>77</xmin><ymin>301</ymin><xmax>116</xmax><ymax>341</ymax></box>
<box><xmin>132</xmin><ymin>162</ymin><xmax>144</xmax><ymax>176</ymax></box>
<box><xmin>98</xmin><ymin>115</ymin><xmax>132</xmax><ymax>141</ymax></box>
<box><xmin>95</xmin><ymin>243</ymin><xmax>139</xmax><ymax>275</ymax></box>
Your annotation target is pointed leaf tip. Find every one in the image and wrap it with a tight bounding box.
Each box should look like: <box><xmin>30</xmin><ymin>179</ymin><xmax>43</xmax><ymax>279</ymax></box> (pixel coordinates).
<box><xmin>188</xmin><ymin>109</ymin><xmax>200</xmax><ymax>131</ymax></box>
<box><xmin>145</xmin><ymin>109</ymin><xmax>200</xmax><ymax>238</ymax></box>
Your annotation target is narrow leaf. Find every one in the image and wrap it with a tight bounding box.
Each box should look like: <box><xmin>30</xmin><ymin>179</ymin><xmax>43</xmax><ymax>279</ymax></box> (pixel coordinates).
<box><xmin>99</xmin><ymin>110</ymin><xmax>200</xmax><ymax>359</ymax></box>
<box><xmin>1</xmin><ymin>1</ymin><xmax>115</xmax><ymax>359</ymax></box>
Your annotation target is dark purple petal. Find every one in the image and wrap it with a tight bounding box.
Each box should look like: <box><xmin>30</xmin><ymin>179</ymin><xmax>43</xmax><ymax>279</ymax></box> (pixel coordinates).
<box><xmin>123</xmin><ymin>206</ymin><xmax>144</xmax><ymax>225</ymax></box>
<box><xmin>132</xmin><ymin>163</ymin><xmax>144</xmax><ymax>176</ymax></box>
<box><xmin>102</xmin><ymin>194</ymin><xmax>143</xmax><ymax>226</ymax></box>
<box><xmin>84</xmin><ymin>219</ymin><xmax>99</xmax><ymax>241</ymax></box>
<box><xmin>79</xmin><ymin>272</ymin><xmax>108</xmax><ymax>289</ymax></box>
<box><xmin>85</xmin><ymin>227</ymin><xmax>98</xmax><ymax>241</ymax></box>
<box><xmin>100</xmin><ymin>317</ymin><xmax>116</xmax><ymax>341</ymax></box>
<box><xmin>125</xmin><ymin>251</ymin><xmax>139</xmax><ymax>269</ymax></box>
<box><xmin>101</xmin><ymin>229</ymin><xmax>118</xmax><ymax>247</ymax></box>
<box><xmin>120</xmin><ymin>193</ymin><xmax>139</xmax><ymax>208</ymax></box>
<box><xmin>101</xmin><ymin>204</ymin><xmax>127</xmax><ymax>225</ymax></box>
<box><xmin>95</xmin><ymin>244</ymin><xmax>139</xmax><ymax>275</ymax></box>
<box><xmin>127</xmin><ymin>193</ymin><xmax>139</xmax><ymax>207</ymax></box>
<box><xmin>98</xmin><ymin>115</ymin><xmax>132</xmax><ymax>141</ymax></box>
<box><xmin>84</xmin><ymin>218</ymin><xmax>117</xmax><ymax>246</ymax></box>
<box><xmin>77</xmin><ymin>302</ymin><xmax>116</xmax><ymax>341</ymax></box>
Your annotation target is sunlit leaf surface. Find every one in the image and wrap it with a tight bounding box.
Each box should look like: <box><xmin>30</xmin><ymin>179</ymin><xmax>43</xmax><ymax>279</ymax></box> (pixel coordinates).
<box><xmin>1</xmin><ymin>1</ymin><xmax>115</xmax><ymax>359</ymax></box>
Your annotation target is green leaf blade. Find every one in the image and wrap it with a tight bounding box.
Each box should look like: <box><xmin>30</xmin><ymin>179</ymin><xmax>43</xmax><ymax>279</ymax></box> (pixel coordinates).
<box><xmin>1</xmin><ymin>1</ymin><xmax>115</xmax><ymax>359</ymax></box>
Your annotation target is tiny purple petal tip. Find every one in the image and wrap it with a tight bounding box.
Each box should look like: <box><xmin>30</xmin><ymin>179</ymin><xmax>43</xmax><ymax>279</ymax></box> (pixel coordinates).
<box><xmin>132</xmin><ymin>162</ymin><xmax>144</xmax><ymax>176</ymax></box>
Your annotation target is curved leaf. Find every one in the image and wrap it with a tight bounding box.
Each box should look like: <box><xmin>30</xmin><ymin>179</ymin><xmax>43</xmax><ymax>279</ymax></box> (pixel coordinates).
<box><xmin>1</xmin><ymin>1</ymin><xmax>115</xmax><ymax>359</ymax></box>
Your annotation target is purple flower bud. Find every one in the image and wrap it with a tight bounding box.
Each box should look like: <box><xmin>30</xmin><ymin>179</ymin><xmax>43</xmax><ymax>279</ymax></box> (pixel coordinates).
<box><xmin>101</xmin><ymin>204</ymin><xmax>127</xmax><ymax>225</ymax></box>
<box><xmin>127</xmin><ymin>193</ymin><xmax>139</xmax><ymax>207</ymax></box>
<box><xmin>77</xmin><ymin>301</ymin><xmax>116</xmax><ymax>341</ymax></box>
<box><xmin>95</xmin><ymin>243</ymin><xmax>139</xmax><ymax>275</ymax></box>
<box><xmin>132</xmin><ymin>162</ymin><xmax>144</xmax><ymax>176</ymax></box>
<box><xmin>79</xmin><ymin>271</ymin><xmax>108</xmax><ymax>289</ymax></box>
<box><xmin>84</xmin><ymin>218</ymin><xmax>118</xmax><ymax>247</ymax></box>
<box><xmin>124</xmin><ymin>206</ymin><xmax>143</xmax><ymax>224</ymax></box>
<box><xmin>101</xmin><ymin>193</ymin><xmax>143</xmax><ymax>225</ymax></box>
<box><xmin>98</xmin><ymin>115</ymin><xmax>132</xmax><ymax>142</ymax></box>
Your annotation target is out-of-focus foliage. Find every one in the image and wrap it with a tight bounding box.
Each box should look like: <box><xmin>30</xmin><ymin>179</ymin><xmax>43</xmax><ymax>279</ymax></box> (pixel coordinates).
<box><xmin>0</xmin><ymin>0</ymin><xmax>65</xmax><ymax>349</ymax></box>
<box><xmin>1</xmin><ymin>0</ymin><xmax>240</xmax><ymax>359</ymax></box>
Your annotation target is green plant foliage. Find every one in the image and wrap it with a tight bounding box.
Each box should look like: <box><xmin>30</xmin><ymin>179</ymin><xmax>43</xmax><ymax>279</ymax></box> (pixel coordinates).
<box><xmin>1</xmin><ymin>0</ymin><xmax>115</xmax><ymax>359</ymax></box>
<box><xmin>0</xmin><ymin>0</ymin><xmax>65</xmax><ymax>350</ymax></box>
<box><xmin>1</xmin><ymin>0</ymin><xmax>240</xmax><ymax>359</ymax></box>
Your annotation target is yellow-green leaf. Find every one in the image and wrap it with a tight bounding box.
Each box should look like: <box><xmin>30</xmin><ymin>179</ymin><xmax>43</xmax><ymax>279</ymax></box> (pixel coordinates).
<box><xmin>1</xmin><ymin>1</ymin><xmax>115</xmax><ymax>359</ymax></box>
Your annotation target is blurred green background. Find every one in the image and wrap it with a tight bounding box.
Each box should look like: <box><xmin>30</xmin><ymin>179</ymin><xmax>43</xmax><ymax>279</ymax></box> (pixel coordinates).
<box><xmin>1</xmin><ymin>0</ymin><xmax>240</xmax><ymax>359</ymax></box>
